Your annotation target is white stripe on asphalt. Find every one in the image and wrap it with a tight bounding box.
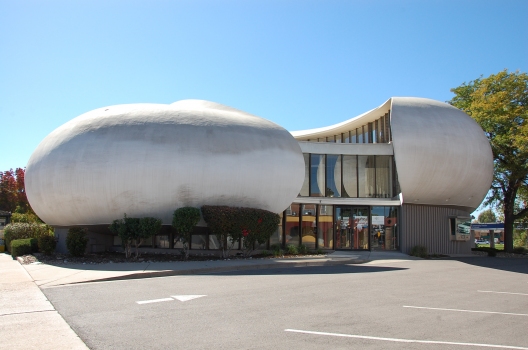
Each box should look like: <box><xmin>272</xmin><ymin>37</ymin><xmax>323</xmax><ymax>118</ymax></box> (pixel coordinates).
<box><xmin>284</xmin><ymin>329</ymin><xmax>528</xmax><ymax>349</ymax></box>
<box><xmin>478</xmin><ymin>290</ymin><xmax>528</xmax><ymax>296</ymax></box>
<box><xmin>136</xmin><ymin>298</ymin><xmax>174</xmax><ymax>304</ymax></box>
<box><xmin>403</xmin><ymin>305</ymin><xmax>528</xmax><ymax>317</ymax></box>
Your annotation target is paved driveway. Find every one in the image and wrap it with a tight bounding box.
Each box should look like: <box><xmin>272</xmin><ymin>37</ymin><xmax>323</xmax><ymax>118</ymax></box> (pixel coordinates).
<box><xmin>42</xmin><ymin>258</ymin><xmax>528</xmax><ymax>349</ymax></box>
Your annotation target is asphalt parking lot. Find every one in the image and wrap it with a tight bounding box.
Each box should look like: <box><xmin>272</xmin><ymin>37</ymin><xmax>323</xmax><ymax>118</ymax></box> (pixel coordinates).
<box><xmin>42</xmin><ymin>257</ymin><xmax>528</xmax><ymax>349</ymax></box>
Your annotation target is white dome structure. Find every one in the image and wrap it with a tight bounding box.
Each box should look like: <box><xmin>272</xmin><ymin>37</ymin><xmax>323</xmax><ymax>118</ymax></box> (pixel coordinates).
<box><xmin>25</xmin><ymin>100</ymin><xmax>305</xmax><ymax>226</ymax></box>
<box><xmin>292</xmin><ymin>97</ymin><xmax>493</xmax><ymax>211</ymax></box>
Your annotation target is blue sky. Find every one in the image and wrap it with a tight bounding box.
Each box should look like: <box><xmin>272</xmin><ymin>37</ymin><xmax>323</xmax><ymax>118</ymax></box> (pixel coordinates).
<box><xmin>1</xmin><ymin>0</ymin><xmax>527</xmax><ymax>214</ymax></box>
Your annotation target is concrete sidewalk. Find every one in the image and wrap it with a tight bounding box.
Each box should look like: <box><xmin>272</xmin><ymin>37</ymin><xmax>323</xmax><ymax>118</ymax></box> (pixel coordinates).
<box><xmin>0</xmin><ymin>253</ymin><xmax>88</xmax><ymax>349</ymax></box>
<box><xmin>22</xmin><ymin>250</ymin><xmax>415</xmax><ymax>288</ymax></box>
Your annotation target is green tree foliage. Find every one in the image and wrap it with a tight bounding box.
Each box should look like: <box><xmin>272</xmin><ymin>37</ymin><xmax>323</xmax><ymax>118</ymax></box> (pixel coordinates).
<box><xmin>478</xmin><ymin>209</ymin><xmax>497</xmax><ymax>223</ymax></box>
<box><xmin>10</xmin><ymin>238</ymin><xmax>37</xmax><ymax>258</ymax></box>
<box><xmin>449</xmin><ymin>70</ymin><xmax>528</xmax><ymax>252</ymax></box>
<box><xmin>172</xmin><ymin>207</ymin><xmax>201</xmax><ymax>260</ymax></box>
<box><xmin>66</xmin><ymin>227</ymin><xmax>89</xmax><ymax>256</ymax></box>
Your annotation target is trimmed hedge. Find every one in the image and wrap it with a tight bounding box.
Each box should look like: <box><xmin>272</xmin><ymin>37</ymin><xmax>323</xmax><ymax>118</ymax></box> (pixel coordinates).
<box><xmin>4</xmin><ymin>222</ymin><xmax>51</xmax><ymax>252</ymax></box>
<box><xmin>11</xmin><ymin>238</ymin><xmax>38</xmax><ymax>258</ymax></box>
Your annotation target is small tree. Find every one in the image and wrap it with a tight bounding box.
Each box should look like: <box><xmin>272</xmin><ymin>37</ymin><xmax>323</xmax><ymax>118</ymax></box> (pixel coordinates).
<box><xmin>109</xmin><ymin>214</ymin><xmax>140</xmax><ymax>259</ymax></box>
<box><xmin>66</xmin><ymin>227</ymin><xmax>89</xmax><ymax>257</ymax></box>
<box><xmin>201</xmin><ymin>206</ymin><xmax>239</xmax><ymax>258</ymax></box>
<box><xmin>134</xmin><ymin>217</ymin><xmax>162</xmax><ymax>258</ymax></box>
<box><xmin>172</xmin><ymin>207</ymin><xmax>200</xmax><ymax>260</ymax></box>
<box><xmin>238</xmin><ymin>208</ymin><xmax>280</xmax><ymax>257</ymax></box>
<box><xmin>478</xmin><ymin>209</ymin><xmax>497</xmax><ymax>223</ymax></box>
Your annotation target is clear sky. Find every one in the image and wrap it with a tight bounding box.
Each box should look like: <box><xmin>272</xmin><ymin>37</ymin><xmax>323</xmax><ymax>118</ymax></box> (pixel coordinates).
<box><xmin>1</xmin><ymin>0</ymin><xmax>527</xmax><ymax>214</ymax></box>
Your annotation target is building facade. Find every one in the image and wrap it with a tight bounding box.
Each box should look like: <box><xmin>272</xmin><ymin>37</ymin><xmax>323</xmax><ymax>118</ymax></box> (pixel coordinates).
<box><xmin>25</xmin><ymin>97</ymin><xmax>493</xmax><ymax>255</ymax></box>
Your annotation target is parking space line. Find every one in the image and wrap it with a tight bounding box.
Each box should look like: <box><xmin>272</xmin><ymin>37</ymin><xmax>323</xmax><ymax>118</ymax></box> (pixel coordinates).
<box><xmin>284</xmin><ymin>329</ymin><xmax>528</xmax><ymax>349</ymax></box>
<box><xmin>478</xmin><ymin>290</ymin><xmax>528</xmax><ymax>296</ymax></box>
<box><xmin>403</xmin><ymin>306</ymin><xmax>528</xmax><ymax>317</ymax></box>
<box><xmin>136</xmin><ymin>298</ymin><xmax>174</xmax><ymax>304</ymax></box>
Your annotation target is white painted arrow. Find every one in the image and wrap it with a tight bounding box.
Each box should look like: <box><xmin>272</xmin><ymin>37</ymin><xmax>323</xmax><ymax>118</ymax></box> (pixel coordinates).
<box><xmin>171</xmin><ymin>295</ymin><xmax>206</xmax><ymax>302</ymax></box>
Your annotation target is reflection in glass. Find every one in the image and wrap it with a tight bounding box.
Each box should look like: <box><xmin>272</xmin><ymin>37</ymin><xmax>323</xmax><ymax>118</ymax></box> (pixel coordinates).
<box><xmin>326</xmin><ymin>154</ymin><xmax>341</xmax><ymax>197</ymax></box>
<box><xmin>300</xmin><ymin>153</ymin><xmax>310</xmax><ymax>196</ymax></box>
<box><xmin>358</xmin><ymin>155</ymin><xmax>375</xmax><ymax>197</ymax></box>
<box><xmin>351</xmin><ymin>129</ymin><xmax>357</xmax><ymax>143</ymax></box>
<box><xmin>370</xmin><ymin>206</ymin><xmax>398</xmax><ymax>251</ymax></box>
<box><xmin>342</xmin><ymin>155</ymin><xmax>358</xmax><ymax>198</ymax></box>
<box><xmin>156</xmin><ymin>235</ymin><xmax>169</xmax><ymax>248</ymax></box>
<box><xmin>317</xmin><ymin>205</ymin><xmax>333</xmax><ymax>249</ymax></box>
<box><xmin>335</xmin><ymin>207</ymin><xmax>351</xmax><ymax>249</ymax></box>
<box><xmin>376</xmin><ymin>156</ymin><xmax>393</xmax><ymax>198</ymax></box>
<box><xmin>285</xmin><ymin>204</ymin><xmax>300</xmax><ymax>246</ymax></box>
<box><xmin>209</xmin><ymin>235</ymin><xmax>221</xmax><ymax>250</ymax></box>
<box><xmin>191</xmin><ymin>235</ymin><xmax>207</xmax><ymax>249</ymax></box>
<box><xmin>310</xmin><ymin>154</ymin><xmax>325</xmax><ymax>196</ymax></box>
<box><xmin>301</xmin><ymin>204</ymin><xmax>316</xmax><ymax>249</ymax></box>
<box><xmin>353</xmin><ymin>207</ymin><xmax>369</xmax><ymax>249</ymax></box>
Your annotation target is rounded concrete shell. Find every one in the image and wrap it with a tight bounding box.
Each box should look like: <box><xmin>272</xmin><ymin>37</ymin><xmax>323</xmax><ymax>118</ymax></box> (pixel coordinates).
<box><xmin>25</xmin><ymin>100</ymin><xmax>305</xmax><ymax>226</ymax></box>
<box><xmin>292</xmin><ymin>97</ymin><xmax>493</xmax><ymax>211</ymax></box>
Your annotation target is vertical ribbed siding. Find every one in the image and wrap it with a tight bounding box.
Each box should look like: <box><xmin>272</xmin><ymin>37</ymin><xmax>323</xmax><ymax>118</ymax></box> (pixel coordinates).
<box><xmin>400</xmin><ymin>204</ymin><xmax>472</xmax><ymax>255</ymax></box>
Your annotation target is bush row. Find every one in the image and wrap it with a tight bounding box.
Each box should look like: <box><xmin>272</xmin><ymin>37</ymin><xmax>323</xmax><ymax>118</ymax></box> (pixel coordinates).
<box><xmin>10</xmin><ymin>238</ymin><xmax>38</xmax><ymax>258</ymax></box>
<box><xmin>4</xmin><ymin>222</ymin><xmax>54</xmax><ymax>252</ymax></box>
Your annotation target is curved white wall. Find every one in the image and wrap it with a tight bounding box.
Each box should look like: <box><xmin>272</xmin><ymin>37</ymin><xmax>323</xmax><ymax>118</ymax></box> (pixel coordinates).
<box><xmin>291</xmin><ymin>97</ymin><xmax>493</xmax><ymax>211</ymax></box>
<box><xmin>390</xmin><ymin>97</ymin><xmax>493</xmax><ymax>210</ymax></box>
<box><xmin>26</xmin><ymin>100</ymin><xmax>305</xmax><ymax>226</ymax></box>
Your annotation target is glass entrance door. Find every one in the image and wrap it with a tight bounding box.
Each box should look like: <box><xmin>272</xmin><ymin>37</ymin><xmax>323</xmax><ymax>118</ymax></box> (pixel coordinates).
<box><xmin>335</xmin><ymin>206</ymin><xmax>369</xmax><ymax>250</ymax></box>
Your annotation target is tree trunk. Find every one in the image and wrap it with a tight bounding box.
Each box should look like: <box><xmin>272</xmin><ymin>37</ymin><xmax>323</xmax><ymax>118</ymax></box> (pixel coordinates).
<box><xmin>503</xmin><ymin>207</ymin><xmax>514</xmax><ymax>253</ymax></box>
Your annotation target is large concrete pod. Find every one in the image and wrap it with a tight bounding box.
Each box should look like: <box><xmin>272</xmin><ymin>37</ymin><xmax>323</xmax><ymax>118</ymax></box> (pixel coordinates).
<box><xmin>25</xmin><ymin>100</ymin><xmax>305</xmax><ymax>226</ymax></box>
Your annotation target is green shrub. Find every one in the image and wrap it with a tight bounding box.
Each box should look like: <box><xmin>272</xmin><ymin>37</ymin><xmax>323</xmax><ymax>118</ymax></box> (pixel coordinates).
<box><xmin>11</xmin><ymin>238</ymin><xmax>37</xmax><ymax>258</ymax></box>
<box><xmin>287</xmin><ymin>244</ymin><xmax>299</xmax><ymax>255</ymax></box>
<box><xmin>38</xmin><ymin>235</ymin><xmax>57</xmax><ymax>255</ymax></box>
<box><xmin>4</xmin><ymin>222</ymin><xmax>50</xmax><ymax>252</ymax></box>
<box><xmin>173</xmin><ymin>207</ymin><xmax>201</xmax><ymax>260</ymax></box>
<box><xmin>66</xmin><ymin>227</ymin><xmax>89</xmax><ymax>257</ymax></box>
<box><xmin>409</xmin><ymin>245</ymin><xmax>428</xmax><ymax>258</ymax></box>
<box><xmin>298</xmin><ymin>244</ymin><xmax>308</xmax><ymax>255</ymax></box>
<box><xmin>316</xmin><ymin>248</ymin><xmax>325</xmax><ymax>255</ymax></box>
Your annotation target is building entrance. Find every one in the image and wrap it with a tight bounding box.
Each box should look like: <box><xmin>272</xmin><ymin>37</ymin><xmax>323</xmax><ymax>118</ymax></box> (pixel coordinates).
<box><xmin>335</xmin><ymin>206</ymin><xmax>369</xmax><ymax>250</ymax></box>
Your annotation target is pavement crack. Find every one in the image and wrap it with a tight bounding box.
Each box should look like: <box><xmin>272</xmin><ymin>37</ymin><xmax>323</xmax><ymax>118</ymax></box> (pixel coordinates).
<box><xmin>0</xmin><ymin>309</ymin><xmax>55</xmax><ymax>317</ymax></box>
<box><xmin>39</xmin><ymin>270</ymin><xmax>86</xmax><ymax>287</ymax></box>
<box><xmin>143</xmin><ymin>263</ymin><xmax>150</xmax><ymax>272</ymax></box>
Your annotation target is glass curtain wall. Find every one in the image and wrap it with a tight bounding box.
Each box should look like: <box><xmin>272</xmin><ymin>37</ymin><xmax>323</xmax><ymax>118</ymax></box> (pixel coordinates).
<box><xmin>325</xmin><ymin>154</ymin><xmax>341</xmax><ymax>197</ymax></box>
<box><xmin>342</xmin><ymin>155</ymin><xmax>358</xmax><ymax>198</ymax></box>
<box><xmin>301</xmin><ymin>204</ymin><xmax>316</xmax><ymax>249</ymax></box>
<box><xmin>300</xmin><ymin>153</ymin><xmax>310</xmax><ymax>196</ymax></box>
<box><xmin>310</xmin><ymin>154</ymin><xmax>325</xmax><ymax>196</ymax></box>
<box><xmin>375</xmin><ymin>156</ymin><xmax>393</xmax><ymax>198</ymax></box>
<box><xmin>269</xmin><ymin>211</ymin><xmax>283</xmax><ymax>247</ymax></box>
<box><xmin>358</xmin><ymin>155</ymin><xmax>376</xmax><ymax>197</ymax></box>
<box><xmin>285</xmin><ymin>204</ymin><xmax>300</xmax><ymax>246</ymax></box>
<box><xmin>370</xmin><ymin>206</ymin><xmax>399</xmax><ymax>251</ymax></box>
<box><xmin>317</xmin><ymin>205</ymin><xmax>333</xmax><ymax>249</ymax></box>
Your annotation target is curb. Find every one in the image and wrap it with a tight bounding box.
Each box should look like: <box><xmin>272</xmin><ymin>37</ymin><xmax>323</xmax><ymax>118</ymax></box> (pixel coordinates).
<box><xmin>55</xmin><ymin>258</ymin><xmax>369</xmax><ymax>285</ymax></box>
